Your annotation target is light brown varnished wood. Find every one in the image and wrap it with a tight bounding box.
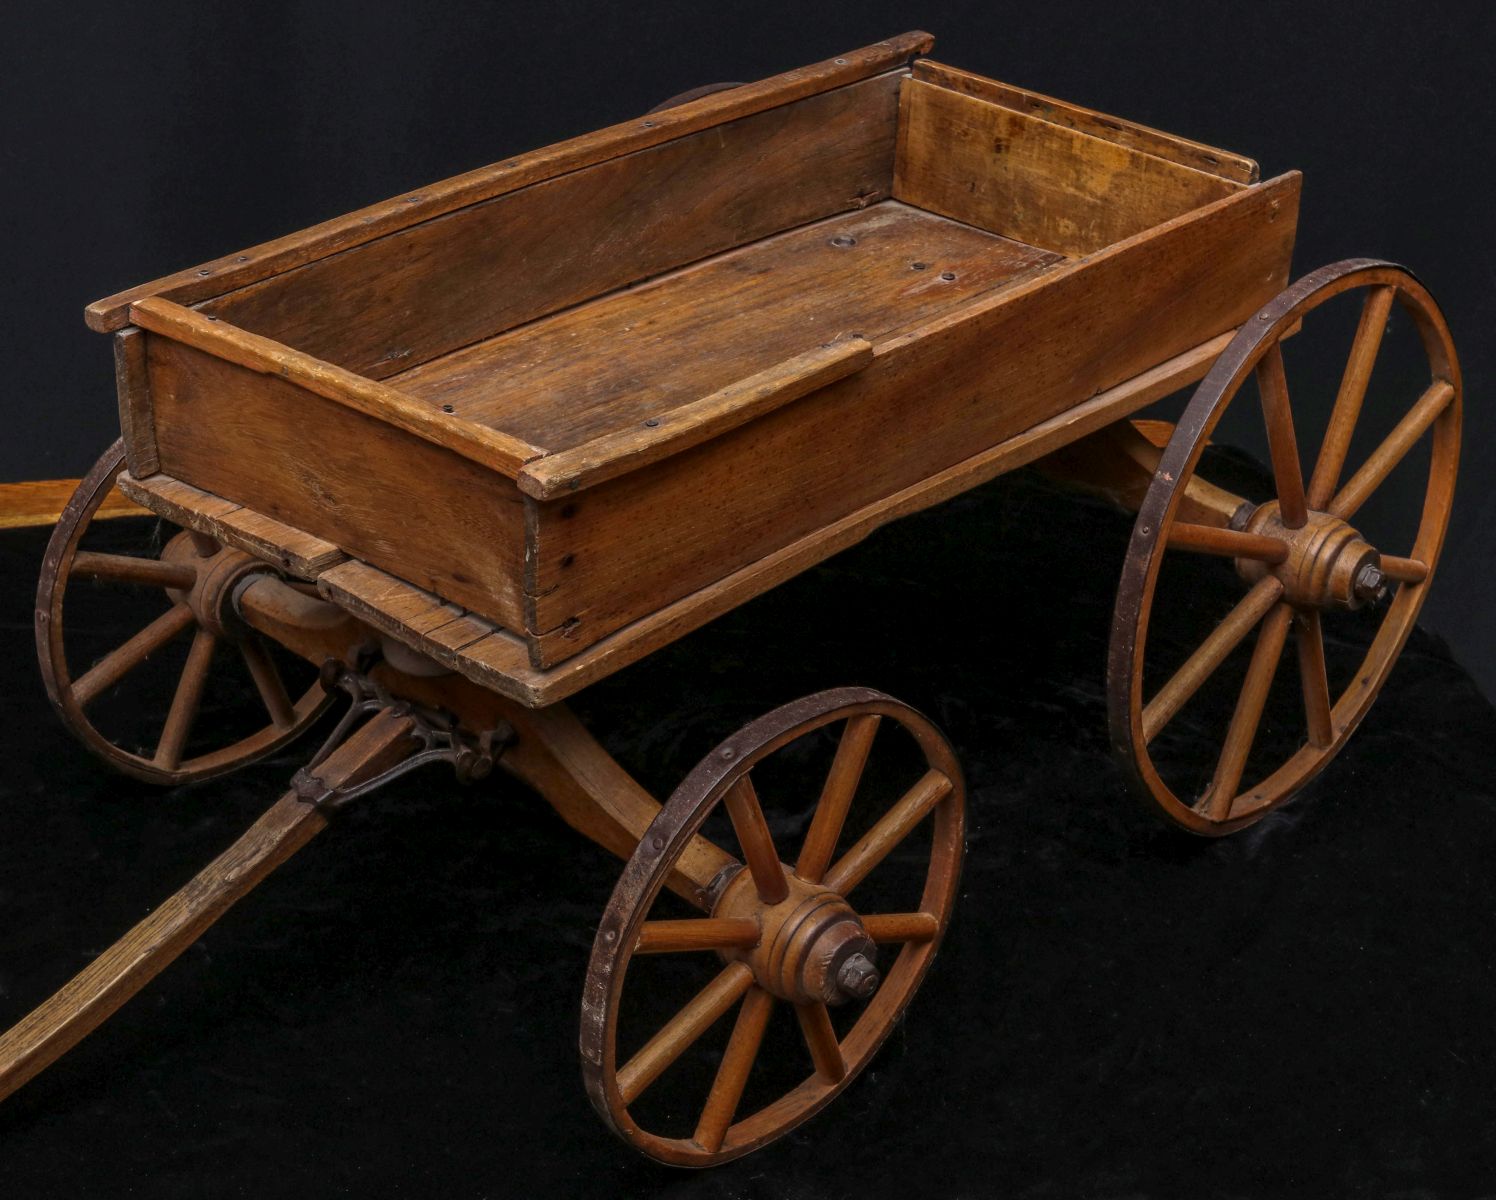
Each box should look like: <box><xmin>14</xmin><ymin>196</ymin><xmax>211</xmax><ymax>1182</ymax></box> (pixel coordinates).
<box><xmin>313</xmin><ymin>331</ymin><xmax>1245</xmax><ymax>707</ymax></box>
<box><xmin>894</xmin><ymin>78</ymin><xmax>1241</xmax><ymax>255</ymax></box>
<box><xmin>137</xmin><ymin>338</ymin><xmax>529</xmax><ymax>625</ymax></box>
<box><xmin>525</xmin><ymin>176</ymin><xmax>1298</xmax><ymax>663</ymax></box>
<box><xmin>0</xmin><ymin>709</ymin><xmax>418</xmax><ymax>1105</ymax></box>
<box><xmin>85</xmin><ymin>34</ymin><xmax>935</xmax><ymax>332</ymax></box>
<box><xmin>0</xmin><ymin>478</ymin><xmax>148</xmax><ymax>529</ymax></box>
<box><xmin>202</xmin><ymin>73</ymin><xmax>906</xmax><ymax>381</ymax></box>
<box><xmin>911</xmin><ymin>59</ymin><xmax>1259</xmax><ymax>184</ymax></box>
<box><xmin>516</xmin><ymin>338</ymin><xmax>875</xmax><ymax>500</ymax></box>
<box><xmin>392</xmin><ymin>202</ymin><xmax>1059</xmax><ymax>451</ymax></box>
<box><xmin>116</xmin><ymin>473</ymin><xmax>344</xmax><ymax>580</ymax></box>
<box><xmin>130</xmin><ymin>298</ymin><xmax>543</xmax><ymax>476</ymax></box>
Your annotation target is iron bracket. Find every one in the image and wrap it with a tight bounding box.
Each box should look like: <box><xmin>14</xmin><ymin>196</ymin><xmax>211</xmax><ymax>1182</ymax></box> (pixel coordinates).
<box><xmin>291</xmin><ymin>659</ymin><xmax>514</xmax><ymax>812</ymax></box>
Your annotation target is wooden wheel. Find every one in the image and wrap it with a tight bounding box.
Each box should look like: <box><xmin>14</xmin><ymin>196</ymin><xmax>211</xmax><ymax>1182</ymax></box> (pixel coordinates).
<box><xmin>35</xmin><ymin>441</ymin><xmax>331</xmax><ymax>785</ymax></box>
<box><xmin>1109</xmin><ymin>260</ymin><xmax>1461</xmax><ymax>834</ymax></box>
<box><xmin>581</xmin><ymin>687</ymin><xmax>964</xmax><ymax>1165</ymax></box>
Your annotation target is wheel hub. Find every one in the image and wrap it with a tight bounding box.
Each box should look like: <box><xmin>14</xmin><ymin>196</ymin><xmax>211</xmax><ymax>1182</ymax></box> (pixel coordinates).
<box><xmin>160</xmin><ymin>533</ymin><xmax>274</xmax><ymax>639</ymax></box>
<box><xmin>1235</xmin><ymin>501</ymin><xmax>1386</xmax><ymax>611</ymax></box>
<box><xmin>712</xmin><ymin>868</ymin><xmax>879</xmax><ymax>1006</ymax></box>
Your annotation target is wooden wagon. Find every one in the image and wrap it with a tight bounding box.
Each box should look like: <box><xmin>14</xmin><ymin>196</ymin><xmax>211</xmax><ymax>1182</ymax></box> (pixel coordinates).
<box><xmin>2</xmin><ymin>32</ymin><xmax>1460</xmax><ymax>1165</ymax></box>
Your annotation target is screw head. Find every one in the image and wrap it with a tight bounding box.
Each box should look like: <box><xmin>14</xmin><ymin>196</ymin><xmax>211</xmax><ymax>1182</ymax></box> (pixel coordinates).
<box><xmin>1353</xmin><ymin>561</ymin><xmax>1388</xmax><ymax>604</ymax></box>
<box><xmin>836</xmin><ymin>952</ymin><xmax>881</xmax><ymax>1001</ymax></box>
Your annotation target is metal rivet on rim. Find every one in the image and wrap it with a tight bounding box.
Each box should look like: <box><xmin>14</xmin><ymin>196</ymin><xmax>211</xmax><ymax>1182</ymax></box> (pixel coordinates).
<box><xmin>721</xmin><ymin>747</ymin><xmax>736</xmax><ymax>760</ymax></box>
<box><xmin>940</xmin><ymin>271</ymin><xmax>956</xmax><ymax>281</ymax></box>
<box><xmin>644</xmin><ymin>418</ymin><xmax>660</xmax><ymax>427</ymax></box>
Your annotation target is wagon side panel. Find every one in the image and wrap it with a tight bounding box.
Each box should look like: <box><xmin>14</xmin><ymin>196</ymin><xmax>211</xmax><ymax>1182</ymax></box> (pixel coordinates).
<box><xmin>525</xmin><ymin>173</ymin><xmax>1301</xmax><ymax>665</ymax></box>
<box><xmin>196</xmin><ymin>72</ymin><xmax>906</xmax><ymax>381</ymax></box>
<box><xmin>138</xmin><ymin>336</ymin><xmax>529</xmax><ymax>628</ymax></box>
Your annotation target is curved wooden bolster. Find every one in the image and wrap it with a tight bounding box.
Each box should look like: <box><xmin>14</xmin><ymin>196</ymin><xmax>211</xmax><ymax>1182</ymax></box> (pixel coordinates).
<box><xmin>0</xmin><ymin>708</ymin><xmax>418</xmax><ymax>1105</ymax></box>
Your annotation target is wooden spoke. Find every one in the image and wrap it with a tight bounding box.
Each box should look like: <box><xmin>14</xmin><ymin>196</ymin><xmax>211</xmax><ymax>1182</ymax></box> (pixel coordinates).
<box><xmin>71</xmin><ymin>603</ymin><xmax>197</xmax><ymax>709</ymax></box>
<box><xmin>1256</xmin><ymin>343</ymin><xmax>1308</xmax><ymax>528</ymax></box>
<box><xmin>1294</xmin><ymin>610</ymin><xmax>1334</xmax><ymax>749</ymax></box>
<box><xmin>1307</xmin><ymin>285</ymin><xmax>1395</xmax><ymax>508</ymax></box>
<box><xmin>861</xmin><ymin>911</ymin><xmax>940</xmax><ymax>944</ymax></box>
<box><xmin>71</xmin><ymin>551</ymin><xmax>196</xmax><ymax>590</ymax></box>
<box><xmin>1142</xmin><ymin>575</ymin><xmax>1284</xmax><ymax>744</ymax></box>
<box><xmin>1202</xmin><ymin>604</ymin><xmax>1293</xmax><ymax>819</ymax></box>
<box><xmin>153</xmin><ymin>626</ymin><xmax>218</xmax><ymax>770</ymax></box>
<box><xmin>823</xmin><ymin>769</ymin><xmax>952</xmax><ymax>897</ymax></box>
<box><xmin>239</xmin><ymin>637</ymin><xmax>296</xmax><ymax>728</ymax></box>
<box><xmin>723</xmin><ymin>776</ymin><xmax>789</xmax><ymax>905</ymax></box>
<box><xmin>796</xmin><ymin>713</ymin><xmax>881</xmax><ymax>883</ymax></box>
<box><xmin>693</xmin><ymin>987</ymin><xmax>775</xmax><ymax>1154</ymax></box>
<box><xmin>616</xmin><ymin>962</ymin><xmax>754</xmax><ymax>1106</ymax></box>
<box><xmin>1167</xmin><ymin>523</ymin><xmax>1287</xmax><ymax>563</ymax></box>
<box><xmin>794</xmin><ymin>1001</ymin><xmax>846</xmax><ymax>1083</ymax></box>
<box><xmin>634</xmin><ymin>918</ymin><xmax>760</xmax><ymax>955</ymax></box>
<box><xmin>1330</xmin><ymin>380</ymin><xmax>1455</xmax><ymax>521</ymax></box>
<box><xmin>1379</xmin><ymin>555</ymin><xmax>1429</xmax><ymax>585</ymax></box>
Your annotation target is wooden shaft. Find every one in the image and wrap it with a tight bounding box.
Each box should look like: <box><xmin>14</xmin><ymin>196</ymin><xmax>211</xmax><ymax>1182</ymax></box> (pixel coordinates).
<box><xmin>616</xmin><ymin>962</ymin><xmax>754</xmax><ymax>1105</ymax></box>
<box><xmin>1379</xmin><ymin>555</ymin><xmax>1429</xmax><ymax>585</ymax></box>
<box><xmin>794</xmin><ymin>1001</ymin><xmax>846</xmax><ymax>1083</ymax></box>
<box><xmin>153</xmin><ymin>626</ymin><xmax>217</xmax><ymax>769</ymax></box>
<box><xmin>861</xmin><ymin>911</ymin><xmax>940</xmax><ymax>944</ymax></box>
<box><xmin>71</xmin><ymin>603</ymin><xmax>197</xmax><ymax>709</ymax></box>
<box><xmin>1205</xmin><ymin>603</ymin><xmax>1293</xmax><ymax>818</ymax></box>
<box><xmin>634</xmin><ymin>918</ymin><xmax>761</xmax><ymax>955</ymax></box>
<box><xmin>693</xmin><ymin>987</ymin><xmax>775</xmax><ymax>1153</ymax></box>
<box><xmin>70</xmin><ymin>551</ymin><xmax>197</xmax><ymax>590</ymax></box>
<box><xmin>1294</xmin><ymin>610</ymin><xmax>1334</xmax><ymax>749</ymax></box>
<box><xmin>796</xmin><ymin>714</ymin><xmax>880</xmax><ymax>883</ymax></box>
<box><xmin>1167</xmin><ymin>522</ymin><xmax>1288</xmax><ymax>563</ymax></box>
<box><xmin>1255</xmin><ymin>343</ymin><xmax>1308</xmax><ymax>528</ymax></box>
<box><xmin>239</xmin><ymin>637</ymin><xmax>296</xmax><ymax>729</ymax></box>
<box><xmin>723</xmin><ymin>776</ymin><xmax>789</xmax><ymax>905</ymax></box>
<box><xmin>0</xmin><ymin>709</ymin><xmax>417</xmax><ymax>1105</ymax></box>
<box><xmin>1330</xmin><ymin>380</ymin><xmax>1455</xmax><ymax>520</ymax></box>
<box><xmin>1307</xmin><ymin>285</ymin><xmax>1394</xmax><ymax>508</ymax></box>
<box><xmin>1142</xmin><ymin>575</ymin><xmax>1283</xmax><ymax>744</ymax></box>
<box><xmin>823</xmin><ymin>769</ymin><xmax>952</xmax><ymax>896</ymax></box>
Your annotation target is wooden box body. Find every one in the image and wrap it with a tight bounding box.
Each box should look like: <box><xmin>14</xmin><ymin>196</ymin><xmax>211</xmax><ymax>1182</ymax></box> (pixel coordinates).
<box><xmin>99</xmin><ymin>34</ymin><xmax>1299</xmax><ymax>669</ymax></box>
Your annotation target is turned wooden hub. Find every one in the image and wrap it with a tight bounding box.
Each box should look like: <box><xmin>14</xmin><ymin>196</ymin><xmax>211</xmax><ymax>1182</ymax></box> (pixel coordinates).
<box><xmin>712</xmin><ymin>868</ymin><xmax>879</xmax><ymax>1006</ymax></box>
<box><xmin>1235</xmin><ymin>501</ymin><xmax>1384</xmax><ymax>612</ymax></box>
<box><xmin>161</xmin><ymin>533</ymin><xmax>274</xmax><ymax>639</ymax></box>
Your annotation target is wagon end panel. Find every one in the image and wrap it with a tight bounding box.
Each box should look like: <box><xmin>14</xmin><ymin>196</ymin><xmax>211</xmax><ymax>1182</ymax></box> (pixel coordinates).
<box><xmin>893</xmin><ymin>76</ymin><xmax>1246</xmax><ymax>257</ymax></box>
<box><xmin>523</xmin><ymin>173</ymin><xmax>1301</xmax><ymax>666</ymax></box>
<box><xmin>135</xmin><ymin>333</ymin><xmax>530</xmax><ymax>630</ymax></box>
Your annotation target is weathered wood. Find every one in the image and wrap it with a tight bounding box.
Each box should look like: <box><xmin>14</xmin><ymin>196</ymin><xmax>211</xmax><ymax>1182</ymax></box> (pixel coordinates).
<box><xmin>129</xmin><ymin>299</ymin><xmax>542</xmax><ymax>475</ymax></box>
<box><xmin>113</xmin><ymin>329</ymin><xmax>159</xmax><ymax>477</ymax></box>
<box><xmin>116</xmin><ymin>472</ymin><xmax>345</xmax><ymax>579</ymax></box>
<box><xmin>517</xmin><ymin>338</ymin><xmax>874</xmax><ymax>500</ymax></box>
<box><xmin>911</xmin><ymin>59</ymin><xmax>1259</xmax><ymax>184</ymax></box>
<box><xmin>84</xmin><ymin>33</ymin><xmax>935</xmax><ymax>332</ymax></box>
<box><xmin>316</xmin><ymin>330</ymin><xmax>1238</xmax><ymax>707</ymax></box>
<box><xmin>392</xmin><ymin>202</ymin><xmax>1058</xmax><ymax>450</ymax></box>
<box><xmin>139</xmin><ymin>338</ymin><xmax>527</xmax><ymax>622</ymax></box>
<box><xmin>202</xmin><ymin>73</ymin><xmax>907</xmax><ymax>380</ymax></box>
<box><xmin>894</xmin><ymin>78</ymin><xmax>1241</xmax><ymax>256</ymax></box>
<box><xmin>0</xmin><ymin>710</ymin><xmax>418</xmax><ymax>1104</ymax></box>
<box><xmin>525</xmin><ymin>175</ymin><xmax>1298</xmax><ymax>663</ymax></box>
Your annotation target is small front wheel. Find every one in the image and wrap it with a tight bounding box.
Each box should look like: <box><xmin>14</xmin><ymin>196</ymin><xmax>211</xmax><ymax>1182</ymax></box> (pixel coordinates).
<box><xmin>580</xmin><ymin>687</ymin><xmax>965</xmax><ymax>1166</ymax></box>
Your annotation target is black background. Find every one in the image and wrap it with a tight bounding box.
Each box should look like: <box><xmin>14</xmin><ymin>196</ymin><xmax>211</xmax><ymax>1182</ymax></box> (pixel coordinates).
<box><xmin>4</xmin><ymin>3</ymin><xmax>1496</xmax><ymax>1197</ymax></box>
<box><xmin>3</xmin><ymin>0</ymin><xmax>1493</xmax><ymax>697</ymax></box>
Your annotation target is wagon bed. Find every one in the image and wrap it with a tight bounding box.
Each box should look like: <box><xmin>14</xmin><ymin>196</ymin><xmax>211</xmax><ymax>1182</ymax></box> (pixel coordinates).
<box><xmin>96</xmin><ymin>32</ymin><xmax>1297</xmax><ymax>694</ymax></box>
